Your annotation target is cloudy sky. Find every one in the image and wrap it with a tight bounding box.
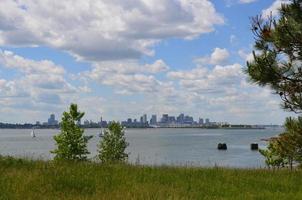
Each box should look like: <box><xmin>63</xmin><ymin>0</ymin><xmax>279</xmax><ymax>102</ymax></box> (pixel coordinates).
<box><xmin>0</xmin><ymin>0</ymin><xmax>295</xmax><ymax>124</ymax></box>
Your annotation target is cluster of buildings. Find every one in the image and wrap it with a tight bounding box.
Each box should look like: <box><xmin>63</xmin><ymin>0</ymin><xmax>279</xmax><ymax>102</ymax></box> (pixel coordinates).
<box><xmin>36</xmin><ymin>114</ymin><xmax>59</xmax><ymax>126</ymax></box>
<box><xmin>33</xmin><ymin>113</ymin><xmax>224</xmax><ymax>128</ymax></box>
<box><xmin>0</xmin><ymin>112</ymin><xmax>272</xmax><ymax>129</ymax></box>
<box><xmin>83</xmin><ymin>117</ymin><xmax>108</xmax><ymax>128</ymax></box>
<box><xmin>36</xmin><ymin>114</ymin><xmax>108</xmax><ymax>128</ymax></box>
<box><xmin>121</xmin><ymin>113</ymin><xmax>218</xmax><ymax>128</ymax></box>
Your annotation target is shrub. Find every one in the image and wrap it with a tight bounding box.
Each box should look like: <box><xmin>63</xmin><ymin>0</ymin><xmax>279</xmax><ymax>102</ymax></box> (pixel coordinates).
<box><xmin>51</xmin><ymin>104</ymin><xmax>90</xmax><ymax>161</ymax></box>
<box><xmin>98</xmin><ymin>122</ymin><xmax>129</xmax><ymax>163</ymax></box>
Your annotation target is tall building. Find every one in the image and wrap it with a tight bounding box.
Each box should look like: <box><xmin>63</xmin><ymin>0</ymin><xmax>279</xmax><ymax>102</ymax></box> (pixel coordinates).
<box><xmin>199</xmin><ymin>118</ymin><xmax>204</xmax><ymax>125</ymax></box>
<box><xmin>205</xmin><ymin>118</ymin><xmax>210</xmax><ymax>124</ymax></box>
<box><xmin>98</xmin><ymin>117</ymin><xmax>106</xmax><ymax>127</ymax></box>
<box><xmin>150</xmin><ymin>115</ymin><xmax>157</xmax><ymax>125</ymax></box>
<box><xmin>161</xmin><ymin>114</ymin><xmax>169</xmax><ymax>123</ymax></box>
<box><xmin>84</xmin><ymin>120</ymin><xmax>90</xmax><ymax>126</ymax></box>
<box><xmin>177</xmin><ymin>113</ymin><xmax>184</xmax><ymax>124</ymax></box>
<box><xmin>143</xmin><ymin>114</ymin><xmax>147</xmax><ymax>124</ymax></box>
<box><xmin>168</xmin><ymin>116</ymin><xmax>176</xmax><ymax>123</ymax></box>
<box><xmin>184</xmin><ymin>115</ymin><xmax>194</xmax><ymax>124</ymax></box>
<box><xmin>48</xmin><ymin>114</ymin><xmax>58</xmax><ymax>125</ymax></box>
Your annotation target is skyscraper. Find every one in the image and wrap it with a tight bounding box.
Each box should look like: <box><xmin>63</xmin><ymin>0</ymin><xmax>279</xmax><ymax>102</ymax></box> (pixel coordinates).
<box><xmin>143</xmin><ymin>114</ymin><xmax>147</xmax><ymax>124</ymax></box>
<box><xmin>161</xmin><ymin>114</ymin><xmax>169</xmax><ymax>123</ymax></box>
<box><xmin>177</xmin><ymin>113</ymin><xmax>184</xmax><ymax>124</ymax></box>
<box><xmin>150</xmin><ymin>115</ymin><xmax>157</xmax><ymax>125</ymax></box>
<box><xmin>184</xmin><ymin>115</ymin><xmax>194</xmax><ymax>124</ymax></box>
<box><xmin>168</xmin><ymin>116</ymin><xmax>176</xmax><ymax>123</ymax></box>
<box><xmin>48</xmin><ymin>114</ymin><xmax>58</xmax><ymax>125</ymax></box>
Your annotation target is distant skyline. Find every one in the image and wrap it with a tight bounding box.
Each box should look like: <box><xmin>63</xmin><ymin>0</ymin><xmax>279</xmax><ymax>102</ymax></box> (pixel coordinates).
<box><xmin>0</xmin><ymin>0</ymin><xmax>295</xmax><ymax>124</ymax></box>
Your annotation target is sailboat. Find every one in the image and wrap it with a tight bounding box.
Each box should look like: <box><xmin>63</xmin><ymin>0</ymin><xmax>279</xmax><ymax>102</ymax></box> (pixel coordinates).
<box><xmin>31</xmin><ymin>129</ymin><xmax>36</xmax><ymax>138</ymax></box>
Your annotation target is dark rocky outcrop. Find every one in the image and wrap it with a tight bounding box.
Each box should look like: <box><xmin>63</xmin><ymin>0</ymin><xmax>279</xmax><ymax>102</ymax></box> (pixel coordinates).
<box><xmin>218</xmin><ymin>143</ymin><xmax>227</xmax><ymax>150</ymax></box>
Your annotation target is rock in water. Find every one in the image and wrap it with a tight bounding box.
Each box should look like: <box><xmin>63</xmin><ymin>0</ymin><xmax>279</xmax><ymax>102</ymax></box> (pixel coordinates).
<box><xmin>218</xmin><ymin>143</ymin><xmax>227</xmax><ymax>150</ymax></box>
<box><xmin>251</xmin><ymin>143</ymin><xmax>258</xmax><ymax>150</ymax></box>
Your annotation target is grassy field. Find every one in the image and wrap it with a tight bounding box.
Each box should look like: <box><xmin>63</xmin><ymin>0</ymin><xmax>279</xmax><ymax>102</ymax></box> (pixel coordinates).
<box><xmin>0</xmin><ymin>156</ymin><xmax>302</xmax><ymax>200</ymax></box>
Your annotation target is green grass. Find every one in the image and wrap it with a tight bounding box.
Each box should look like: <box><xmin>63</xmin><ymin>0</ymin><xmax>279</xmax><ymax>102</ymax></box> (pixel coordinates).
<box><xmin>0</xmin><ymin>156</ymin><xmax>302</xmax><ymax>200</ymax></box>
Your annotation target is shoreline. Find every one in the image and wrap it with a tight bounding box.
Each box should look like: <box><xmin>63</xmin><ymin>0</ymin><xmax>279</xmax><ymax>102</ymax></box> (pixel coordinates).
<box><xmin>0</xmin><ymin>127</ymin><xmax>268</xmax><ymax>130</ymax></box>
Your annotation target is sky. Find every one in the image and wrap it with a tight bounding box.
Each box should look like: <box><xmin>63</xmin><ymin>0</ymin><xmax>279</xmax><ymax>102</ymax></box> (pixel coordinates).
<box><xmin>0</xmin><ymin>0</ymin><xmax>296</xmax><ymax>124</ymax></box>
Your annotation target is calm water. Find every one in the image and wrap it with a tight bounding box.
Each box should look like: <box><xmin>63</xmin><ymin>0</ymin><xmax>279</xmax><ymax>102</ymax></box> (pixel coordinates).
<box><xmin>0</xmin><ymin>128</ymin><xmax>282</xmax><ymax>168</ymax></box>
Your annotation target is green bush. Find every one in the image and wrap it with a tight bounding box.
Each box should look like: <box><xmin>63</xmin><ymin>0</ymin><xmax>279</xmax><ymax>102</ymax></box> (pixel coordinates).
<box><xmin>98</xmin><ymin>122</ymin><xmax>129</xmax><ymax>163</ymax></box>
<box><xmin>51</xmin><ymin>104</ymin><xmax>90</xmax><ymax>161</ymax></box>
<box><xmin>260</xmin><ymin>117</ymin><xmax>302</xmax><ymax>169</ymax></box>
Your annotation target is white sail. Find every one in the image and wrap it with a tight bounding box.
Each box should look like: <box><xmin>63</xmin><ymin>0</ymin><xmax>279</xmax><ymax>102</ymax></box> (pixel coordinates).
<box><xmin>31</xmin><ymin>129</ymin><xmax>36</xmax><ymax>138</ymax></box>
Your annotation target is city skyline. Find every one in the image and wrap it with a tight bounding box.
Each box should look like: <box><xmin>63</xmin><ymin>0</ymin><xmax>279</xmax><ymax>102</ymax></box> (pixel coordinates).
<box><xmin>34</xmin><ymin>113</ymin><xmax>215</xmax><ymax>126</ymax></box>
<box><xmin>122</xmin><ymin>113</ymin><xmax>213</xmax><ymax>125</ymax></box>
<box><xmin>27</xmin><ymin>112</ymin><xmax>280</xmax><ymax>127</ymax></box>
<box><xmin>0</xmin><ymin>107</ymin><xmax>285</xmax><ymax>130</ymax></box>
<box><xmin>0</xmin><ymin>0</ymin><xmax>296</xmax><ymax>124</ymax></box>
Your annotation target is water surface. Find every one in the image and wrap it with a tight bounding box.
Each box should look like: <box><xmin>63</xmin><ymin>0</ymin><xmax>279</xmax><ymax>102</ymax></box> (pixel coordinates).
<box><xmin>0</xmin><ymin>128</ymin><xmax>282</xmax><ymax>168</ymax></box>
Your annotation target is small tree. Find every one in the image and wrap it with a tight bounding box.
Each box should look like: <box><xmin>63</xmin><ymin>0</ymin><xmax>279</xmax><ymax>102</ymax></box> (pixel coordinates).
<box><xmin>98</xmin><ymin>122</ymin><xmax>129</xmax><ymax>163</ymax></box>
<box><xmin>51</xmin><ymin>104</ymin><xmax>90</xmax><ymax>161</ymax></box>
<box><xmin>259</xmin><ymin>139</ymin><xmax>287</xmax><ymax>169</ymax></box>
<box><xmin>282</xmin><ymin>117</ymin><xmax>302</xmax><ymax>164</ymax></box>
<box><xmin>259</xmin><ymin>117</ymin><xmax>302</xmax><ymax>169</ymax></box>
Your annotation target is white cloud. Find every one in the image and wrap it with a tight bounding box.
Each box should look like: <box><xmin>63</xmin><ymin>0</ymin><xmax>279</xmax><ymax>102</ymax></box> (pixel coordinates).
<box><xmin>0</xmin><ymin>79</ymin><xmax>27</xmax><ymax>98</ymax></box>
<box><xmin>145</xmin><ymin>60</ymin><xmax>169</xmax><ymax>73</ymax></box>
<box><xmin>0</xmin><ymin>50</ymin><xmax>65</xmax><ymax>75</ymax></box>
<box><xmin>0</xmin><ymin>0</ymin><xmax>223</xmax><ymax>61</ymax></box>
<box><xmin>0</xmin><ymin>50</ymin><xmax>290</xmax><ymax>124</ymax></box>
<box><xmin>0</xmin><ymin>49</ymin><xmax>94</xmax><ymax>122</ymax></box>
<box><xmin>0</xmin><ymin>49</ymin><xmax>75</xmax><ymax>94</ymax></box>
<box><xmin>0</xmin><ymin>1</ymin><xmax>291</xmax><ymax>125</ymax></box>
<box><xmin>168</xmin><ymin>63</ymin><xmax>243</xmax><ymax>94</ymax></box>
<box><xmin>78</xmin><ymin>55</ymin><xmax>289</xmax><ymax>124</ymax></box>
<box><xmin>195</xmin><ymin>48</ymin><xmax>230</xmax><ymax>65</ymax></box>
<box><xmin>238</xmin><ymin>49</ymin><xmax>254</xmax><ymax>62</ymax></box>
<box><xmin>0</xmin><ymin>50</ymin><xmax>173</xmax><ymax>122</ymax></box>
<box><xmin>238</xmin><ymin>0</ymin><xmax>257</xmax><ymax>4</ymax></box>
<box><xmin>224</xmin><ymin>0</ymin><xmax>257</xmax><ymax>7</ymax></box>
<box><xmin>210</xmin><ymin>48</ymin><xmax>230</xmax><ymax>65</ymax></box>
<box><xmin>166</xmin><ymin>62</ymin><xmax>287</xmax><ymax>123</ymax></box>
<box><xmin>84</xmin><ymin>59</ymin><xmax>170</xmax><ymax>94</ymax></box>
<box><xmin>167</xmin><ymin>67</ymin><xmax>208</xmax><ymax>80</ymax></box>
<box><xmin>262</xmin><ymin>0</ymin><xmax>291</xmax><ymax>18</ymax></box>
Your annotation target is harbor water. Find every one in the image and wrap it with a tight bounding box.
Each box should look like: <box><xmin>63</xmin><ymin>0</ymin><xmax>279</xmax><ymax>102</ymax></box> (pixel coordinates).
<box><xmin>0</xmin><ymin>128</ymin><xmax>282</xmax><ymax>168</ymax></box>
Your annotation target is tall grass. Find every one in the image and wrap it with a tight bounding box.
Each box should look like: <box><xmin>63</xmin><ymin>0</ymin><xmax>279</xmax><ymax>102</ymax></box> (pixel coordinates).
<box><xmin>0</xmin><ymin>156</ymin><xmax>302</xmax><ymax>199</ymax></box>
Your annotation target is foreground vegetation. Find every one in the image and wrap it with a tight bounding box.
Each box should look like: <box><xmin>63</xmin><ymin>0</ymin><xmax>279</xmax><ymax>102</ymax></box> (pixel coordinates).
<box><xmin>246</xmin><ymin>0</ymin><xmax>302</xmax><ymax>169</ymax></box>
<box><xmin>1</xmin><ymin>156</ymin><xmax>302</xmax><ymax>200</ymax></box>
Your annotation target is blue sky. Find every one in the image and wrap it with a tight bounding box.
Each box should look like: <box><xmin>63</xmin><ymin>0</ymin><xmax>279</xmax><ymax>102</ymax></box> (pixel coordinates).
<box><xmin>0</xmin><ymin>0</ymin><xmax>295</xmax><ymax>124</ymax></box>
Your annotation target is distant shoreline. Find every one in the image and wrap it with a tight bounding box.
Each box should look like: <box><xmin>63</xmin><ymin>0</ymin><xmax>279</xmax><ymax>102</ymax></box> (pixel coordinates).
<box><xmin>0</xmin><ymin>126</ymin><xmax>268</xmax><ymax>130</ymax></box>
